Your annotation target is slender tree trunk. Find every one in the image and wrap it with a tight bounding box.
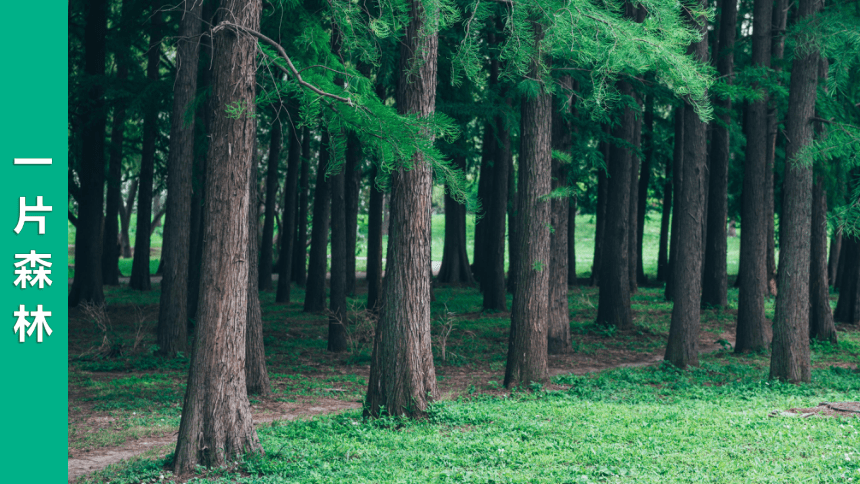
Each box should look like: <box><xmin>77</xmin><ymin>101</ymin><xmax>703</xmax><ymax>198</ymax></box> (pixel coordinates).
<box><xmin>292</xmin><ymin>128</ymin><xmax>311</xmax><ymax>286</ymax></box>
<box><xmin>246</xmin><ymin>147</ymin><xmax>271</xmax><ymax>394</ymax></box>
<box><xmin>770</xmin><ymin>0</ymin><xmax>818</xmax><ymax>383</ymax></box>
<box><xmin>665</xmin><ymin>106</ymin><xmax>683</xmax><ymax>300</ymax></box>
<box><xmin>636</xmin><ymin>93</ymin><xmax>654</xmax><ymax>284</ymax></box>
<box><xmin>829</xmin><ymin>230</ymin><xmax>841</xmax><ymax>286</ymax></box>
<box><xmin>810</xmin><ymin>174</ymin><xmax>837</xmax><ymax>343</ymax></box>
<box><xmin>328</xmin><ymin>132</ymin><xmax>348</xmax><ymax>352</ymax></box>
<box><xmin>119</xmin><ymin>179</ymin><xmax>137</xmax><ymax>259</ymax></box>
<box><xmin>590</xmin><ymin>141</ymin><xmax>609</xmax><ymax>286</ymax></box>
<box><xmin>484</xmin><ymin>99</ymin><xmax>511</xmax><ymax>310</ymax></box>
<box><xmin>275</xmin><ymin>105</ymin><xmax>302</xmax><ymax>303</ymax></box>
<box><xmin>345</xmin><ymin>133</ymin><xmax>361</xmax><ymax>296</ymax></box>
<box><xmin>157</xmin><ymin>0</ymin><xmax>202</xmax><ymax>356</ymax></box>
<box><xmin>365</xmin><ymin>0</ymin><xmax>440</xmax><ymax>416</ymax></box>
<box><xmin>258</xmin><ymin>114</ymin><xmax>282</xmax><ymax>291</ymax></box>
<box><xmin>366</xmin><ymin>165</ymin><xmax>384</xmax><ymax>312</ymax></box>
<box><xmin>69</xmin><ymin>0</ymin><xmax>107</xmax><ymax>306</ymax></box>
<box><xmin>129</xmin><ymin>3</ymin><xmax>163</xmax><ymax>291</ymax></box>
<box><xmin>439</xmin><ymin>155</ymin><xmax>474</xmax><ymax>284</ymax></box>
<box><xmin>628</xmin><ymin>99</ymin><xmax>641</xmax><ymax>293</ymax></box>
<box><xmin>173</xmin><ymin>0</ymin><xmax>263</xmax><ymax>473</ymax></box>
<box><xmin>596</xmin><ymin>84</ymin><xmax>634</xmax><ymax>329</ymax></box>
<box><xmin>473</xmin><ymin>123</ymin><xmax>494</xmax><ymax>283</ymax></box>
<box><xmin>548</xmin><ymin>76</ymin><xmax>571</xmax><ymax>354</ymax></box>
<box><xmin>505</xmin><ymin>25</ymin><xmax>551</xmax><ymax>387</ymax></box>
<box><xmin>701</xmin><ymin>0</ymin><xmax>737</xmax><ymax>308</ymax></box>
<box><xmin>736</xmin><ymin>0</ymin><xmax>773</xmax><ymax>352</ymax></box>
<box><xmin>304</xmin><ymin>132</ymin><xmax>331</xmax><ymax>312</ymax></box>
<box><xmin>657</xmin><ymin>153</ymin><xmax>672</xmax><ymax>282</ymax></box>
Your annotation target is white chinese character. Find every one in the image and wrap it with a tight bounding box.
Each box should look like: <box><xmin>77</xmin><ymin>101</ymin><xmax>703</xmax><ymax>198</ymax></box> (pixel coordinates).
<box><xmin>26</xmin><ymin>305</ymin><xmax>52</xmax><ymax>343</ymax></box>
<box><xmin>13</xmin><ymin>251</ymin><xmax>52</xmax><ymax>289</ymax></box>
<box><xmin>13</xmin><ymin>305</ymin><xmax>29</xmax><ymax>343</ymax></box>
<box><xmin>14</xmin><ymin>196</ymin><xmax>53</xmax><ymax>234</ymax></box>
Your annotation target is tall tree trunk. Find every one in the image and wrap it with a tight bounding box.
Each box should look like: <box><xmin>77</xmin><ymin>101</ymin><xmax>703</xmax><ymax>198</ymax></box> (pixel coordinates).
<box><xmin>69</xmin><ymin>0</ymin><xmax>107</xmax><ymax>306</ymax></box>
<box><xmin>304</xmin><ymin>132</ymin><xmax>331</xmax><ymax>313</ymax></box>
<box><xmin>473</xmin><ymin>123</ymin><xmax>495</xmax><ymax>283</ymax></box>
<box><xmin>665</xmin><ymin>1</ymin><xmax>708</xmax><ymax>369</ymax></box>
<box><xmin>292</xmin><ymin>128</ymin><xmax>311</xmax><ymax>286</ymax></box>
<box><xmin>657</xmin><ymin>150</ymin><xmax>673</xmax><ymax>282</ymax></box>
<box><xmin>173</xmin><ymin>0</ymin><xmax>263</xmax><ymax>473</ymax></box>
<box><xmin>548</xmin><ymin>76</ymin><xmax>572</xmax><ymax>354</ymax></box>
<box><xmin>628</xmin><ymin>104</ymin><xmax>641</xmax><ymax>293</ymax></box>
<box><xmin>439</xmin><ymin>155</ymin><xmax>474</xmax><ymax>284</ymax></box>
<box><xmin>157</xmin><ymin>0</ymin><xmax>202</xmax><ymax>356</ymax></box>
<box><xmin>504</xmin><ymin>25</ymin><xmax>551</xmax><ymax>388</ymax></box>
<box><xmin>590</xmin><ymin>141</ymin><xmax>609</xmax><ymax>286</ymax></box>
<box><xmin>701</xmin><ymin>0</ymin><xmax>737</xmax><ymax>308</ymax></box>
<box><xmin>810</xmin><ymin>175</ymin><xmax>837</xmax><ymax>343</ymax></box>
<box><xmin>665</xmin><ymin>106</ymin><xmax>684</xmax><ymax>299</ymax></box>
<box><xmin>770</xmin><ymin>0</ymin><xmax>818</xmax><ymax>383</ymax></box>
<box><xmin>103</xmin><ymin>0</ymin><xmax>132</xmax><ymax>285</ymax></box>
<box><xmin>484</xmin><ymin>98</ymin><xmax>511</xmax><ymax>310</ymax></box>
<box><xmin>365</xmin><ymin>0</ymin><xmax>440</xmax><ymax>416</ymax></box>
<box><xmin>636</xmin><ymin>93</ymin><xmax>654</xmax><ymax>284</ymax></box>
<box><xmin>328</xmin><ymin>130</ymin><xmax>348</xmax><ymax>352</ymax></box>
<box><xmin>275</xmin><ymin>105</ymin><xmax>302</xmax><ymax>303</ymax></box>
<box><xmin>344</xmin><ymin>134</ymin><xmax>361</xmax><ymax>296</ymax></box>
<box><xmin>596</xmin><ymin>84</ymin><xmax>634</xmax><ymax>329</ymax></box>
<box><xmin>129</xmin><ymin>3</ymin><xmax>163</xmax><ymax>291</ymax></box>
<box><xmin>366</xmin><ymin>165</ymin><xmax>384</xmax><ymax>312</ymax></box>
<box><xmin>766</xmin><ymin>0</ymin><xmax>790</xmax><ymax>295</ymax></box>
<box><xmin>258</xmin><ymin>114</ymin><xmax>282</xmax><ymax>291</ymax></box>
<box><xmin>246</xmin><ymin>147</ymin><xmax>271</xmax><ymax>394</ymax></box>
<box><xmin>829</xmin><ymin>230</ymin><xmax>841</xmax><ymax>286</ymax></box>
<box><xmin>736</xmin><ymin>0</ymin><xmax>773</xmax><ymax>352</ymax></box>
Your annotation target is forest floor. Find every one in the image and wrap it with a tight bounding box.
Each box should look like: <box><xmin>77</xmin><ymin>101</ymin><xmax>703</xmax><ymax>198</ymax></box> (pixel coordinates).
<box><xmin>68</xmin><ymin>278</ymin><xmax>860</xmax><ymax>483</ymax></box>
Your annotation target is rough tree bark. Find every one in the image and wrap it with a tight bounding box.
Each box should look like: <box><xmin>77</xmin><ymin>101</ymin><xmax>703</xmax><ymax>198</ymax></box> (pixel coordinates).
<box><xmin>328</xmin><ymin>128</ymin><xmax>348</xmax><ymax>352</ymax></box>
<box><xmin>770</xmin><ymin>0</ymin><xmax>819</xmax><ymax>383</ymax></box>
<box><xmin>736</xmin><ymin>0</ymin><xmax>773</xmax><ymax>352</ymax></box>
<box><xmin>246</xmin><ymin>148</ymin><xmax>271</xmax><ymax>395</ymax></box>
<box><xmin>365</xmin><ymin>0</ymin><xmax>440</xmax><ymax>417</ymax></box>
<box><xmin>438</xmin><ymin>154</ymin><xmax>474</xmax><ymax>284</ymax></box>
<box><xmin>665</xmin><ymin>1</ymin><xmax>708</xmax><ymax>369</ymax></box>
<box><xmin>173</xmin><ymin>1</ymin><xmax>262</xmax><ymax>472</ymax></box>
<box><xmin>275</xmin><ymin>105</ymin><xmax>302</xmax><ymax>303</ymax></box>
<box><xmin>484</xmin><ymin>97</ymin><xmax>511</xmax><ymax>311</ymax></box>
<box><xmin>304</xmin><ymin>132</ymin><xmax>331</xmax><ymax>312</ymax></box>
<box><xmin>156</xmin><ymin>0</ymin><xmax>202</xmax><ymax>357</ymax></box>
<box><xmin>596</xmin><ymin>84</ymin><xmax>634</xmax><ymax>329</ymax></box>
<box><xmin>69</xmin><ymin>0</ymin><xmax>107</xmax><ymax>306</ymax></box>
<box><xmin>701</xmin><ymin>0</ymin><xmax>737</xmax><ymax>308</ymax></box>
<box><xmin>292</xmin><ymin>128</ymin><xmax>311</xmax><ymax>286</ymax></box>
<box><xmin>504</xmin><ymin>24</ymin><xmax>551</xmax><ymax>388</ymax></box>
<box><xmin>258</xmin><ymin>113</ymin><xmax>282</xmax><ymax>291</ymax></box>
<box><xmin>548</xmin><ymin>76</ymin><xmax>572</xmax><ymax>354</ymax></box>
<box><xmin>129</xmin><ymin>3</ymin><xmax>163</xmax><ymax>291</ymax></box>
<box><xmin>810</xmin><ymin>174</ymin><xmax>837</xmax><ymax>343</ymax></box>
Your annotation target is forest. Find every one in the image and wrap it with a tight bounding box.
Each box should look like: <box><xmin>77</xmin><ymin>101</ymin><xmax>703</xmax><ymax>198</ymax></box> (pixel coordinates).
<box><xmin>67</xmin><ymin>0</ymin><xmax>860</xmax><ymax>482</ymax></box>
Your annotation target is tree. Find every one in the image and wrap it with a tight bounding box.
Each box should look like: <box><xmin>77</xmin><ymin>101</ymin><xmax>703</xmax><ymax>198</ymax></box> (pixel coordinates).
<box><xmin>665</xmin><ymin>0</ymin><xmax>708</xmax><ymax>369</ymax></box>
<box><xmin>504</xmin><ymin>21</ymin><xmax>551</xmax><ymax>388</ymax></box>
<box><xmin>438</xmin><ymin>153</ymin><xmax>475</xmax><ymax>284</ymax></box>
<box><xmin>365</xmin><ymin>0</ymin><xmax>440</xmax><ymax>417</ymax></box>
<box><xmin>810</xmin><ymin>173</ymin><xmax>837</xmax><ymax>343</ymax></box>
<box><xmin>246</xmin><ymin>146</ymin><xmax>271</xmax><ymax>394</ymax></box>
<box><xmin>157</xmin><ymin>0</ymin><xmax>203</xmax><ymax>357</ymax></box>
<box><xmin>366</xmin><ymin>164</ymin><xmax>385</xmax><ymax>312</ymax></box>
<box><xmin>635</xmin><ymin>92</ymin><xmax>655</xmax><ymax>285</ymax></box>
<box><xmin>328</xmin><ymin>126</ymin><xmax>348</xmax><ymax>352</ymax></box>
<box><xmin>736</xmin><ymin>0</ymin><xmax>773</xmax><ymax>353</ymax></box>
<box><xmin>275</xmin><ymin>105</ymin><xmax>302</xmax><ymax>303</ymax></box>
<box><xmin>548</xmin><ymin>77</ymin><xmax>572</xmax><ymax>354</ymax></box>
<box><xmin>69</xmin><ymin>0</ymin><xmax>107</xmax><ymax>307</ymax></box>
<box><xmin>483</xmin><ymin>99</ymin><xmax>511</xmax><ymax>310</ymax></box>
<box><xmin>344</xmin><ymin>133</ymin><xmax>361</xmax><ymax>296</ymax></box>
<box><xmin>304</xmin><ymin>131</ymin><xmax>331</xmax><ymax>313</ymax></box>
<box><xmin>173</xmin><ymin>0</ymin><xmax>262</xmax><ymax>472</ymax></box>
<box><xmin>770</xmin><ymin>0</ymin><xmax>821</xmax><ymax>383</ymax></box>
<box><xmin>664</xmin><ymin>106</ymin><xmax>683</xmax><ymax>299</ymax></box>
<box><xmin>590</xmin><ymin>154</ymin><xmax>608</xmax><ymax>286</ymax></box>
<box><xmin>258</xmin><ymin>111</ymin><xmax>282</xmax><ymax>291</ymax></box>
<box><xmin>701</xmin><ymin>0</ymin><xmax>737</xmax><ymax>308</ymax></box>
<box><xmin>292</xmin><ymin>127</ymin><xmax>311</xmax><ymax>286</ymax></box>
<box><xmin>129</xmin><ymin>1</ymin><xmax>164</xmax><ymax>291</ymax></box>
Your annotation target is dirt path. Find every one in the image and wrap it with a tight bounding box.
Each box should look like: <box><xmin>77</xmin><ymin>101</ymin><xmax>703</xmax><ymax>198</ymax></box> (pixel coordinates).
<box><xmin>69</xmin><ymin>330</ymin><xmax>736</xmax><ymax>483</ymax></box>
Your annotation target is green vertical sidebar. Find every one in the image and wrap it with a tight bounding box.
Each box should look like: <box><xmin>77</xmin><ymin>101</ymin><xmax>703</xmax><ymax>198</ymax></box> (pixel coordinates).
<box><xmin>0</xmin><ymin>1</ymin><xmax>68</xmax><ymax>482</ymax></box>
